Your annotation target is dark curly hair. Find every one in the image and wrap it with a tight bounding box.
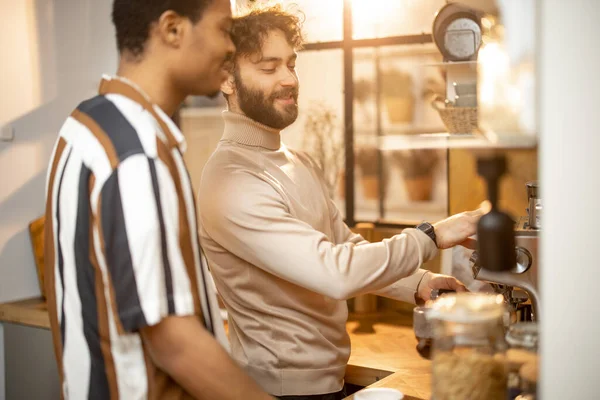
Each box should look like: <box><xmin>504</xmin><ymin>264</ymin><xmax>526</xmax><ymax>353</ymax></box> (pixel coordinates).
<box><xmin>111</xmin><ymin>0</ymin><xmax>214</xmax><ymax>57</ymax></box>
<box><xmin>229</xmin><ymin>3</ymin><xmax>305</xmax><ymax>63</ymax></box>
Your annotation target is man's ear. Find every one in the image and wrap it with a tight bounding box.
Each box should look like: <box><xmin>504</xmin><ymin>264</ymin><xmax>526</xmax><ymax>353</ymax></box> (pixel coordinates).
<box><xmin>221</xmin><ymin>73</ymin><xmax>235</xmax><ymax>96</ymax></box>
<box><xmin>155</xmin><ymin>10</ymin><xmax>186</xmax><ymax>48</ymax></box>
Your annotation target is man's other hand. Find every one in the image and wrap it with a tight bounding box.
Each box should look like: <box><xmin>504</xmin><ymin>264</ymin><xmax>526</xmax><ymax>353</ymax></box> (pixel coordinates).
<box><xmin>433</xmin><ymin>201</ymin><xmax>491</xmax><ymax>250</ymax></box>
<box><xmin>417</xmin><ymin>272</ymin><xmax>468</xmax><ymax>302</ymax></box>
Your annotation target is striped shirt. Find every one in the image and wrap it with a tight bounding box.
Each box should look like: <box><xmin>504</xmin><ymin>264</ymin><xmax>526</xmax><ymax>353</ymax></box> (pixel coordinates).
<box><xmin>43</xmin><ymin>75</ymin><xmax>228</xmax><ymax>399</ymax></box>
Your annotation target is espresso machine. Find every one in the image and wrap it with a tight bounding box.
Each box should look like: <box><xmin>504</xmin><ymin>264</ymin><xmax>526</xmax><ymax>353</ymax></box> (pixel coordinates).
<box><xmin>470</xmin><ymin>181</ymin><xmax>541</xmax><ymax>321</ymax></box>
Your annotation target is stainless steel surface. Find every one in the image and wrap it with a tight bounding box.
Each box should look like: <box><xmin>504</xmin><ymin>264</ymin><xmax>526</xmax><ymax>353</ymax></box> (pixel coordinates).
<box><xmin>432</xmin><ymin>3</ymin><xmax>483</xmax><ymax>62</ymax></box>
<box><xmin>526</xmin><ymin>181</ymin><xmax>541</xmax><ymax>229</ymax></box>
<box><xmin>526</xmin><ymin>181</ymin><xmax>538</xmax><ymax>199</ymax></box>
<box><xmin>471</xmin><ymin>216</ymin><xmax>540</xmax><ymax>321</ymax></box>
<box><xmin>471</xmin><ymin>182</ymin><xmax>541</xmax><ymax>322</ymax></box>
<box><xmin>470</xmin><ymin>181</ymin><xmax>541</xmax><ymax>320</ymax></box>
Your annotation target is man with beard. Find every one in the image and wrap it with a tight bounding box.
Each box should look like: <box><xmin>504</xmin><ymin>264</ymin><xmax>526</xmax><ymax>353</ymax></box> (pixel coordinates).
<box><xmin>198</xmin><ymin>5</ymin><xmax>486</xmax><ymax>400</ymax></box>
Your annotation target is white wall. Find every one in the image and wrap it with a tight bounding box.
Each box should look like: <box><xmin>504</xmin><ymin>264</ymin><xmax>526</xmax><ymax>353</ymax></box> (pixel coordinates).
<box><xmin>1</xmin><ymin>1</ymin><xmax>44</xmax><ymax>126</ymax></box>
<box><xmin>540</xmin><ymin>0</ymin><xmax>600</xmax><ymax>398</ymax></box>
<box><xmin>0</xmin><ymin>0</ymin><xmax>116</xmax><ymax>398</ymax></box>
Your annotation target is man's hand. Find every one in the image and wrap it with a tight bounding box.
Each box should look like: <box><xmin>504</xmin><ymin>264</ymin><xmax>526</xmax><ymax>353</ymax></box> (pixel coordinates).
<box><xmin>433</xmin><ymin>201</ymin><xmax>491</xmax><ymax>249</ymax></box>
<box><xmin>417</xmin><ymin>272</ymin><xmax>468</xmax><ymax>302</ymax></box>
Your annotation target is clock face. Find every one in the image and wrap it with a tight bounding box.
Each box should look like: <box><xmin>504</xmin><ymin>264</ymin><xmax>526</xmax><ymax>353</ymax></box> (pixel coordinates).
<box><xmin>444</xmin><ymin>17</ymin><xmax>481</xmax><ymax>60</ymax></box>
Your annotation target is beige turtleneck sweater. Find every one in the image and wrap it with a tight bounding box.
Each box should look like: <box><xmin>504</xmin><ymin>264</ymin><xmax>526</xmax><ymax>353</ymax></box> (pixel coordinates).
<box><xmin>198</xmin><ymin>111</ymin><xmax>438</xmax><ymax>396</ymax></box>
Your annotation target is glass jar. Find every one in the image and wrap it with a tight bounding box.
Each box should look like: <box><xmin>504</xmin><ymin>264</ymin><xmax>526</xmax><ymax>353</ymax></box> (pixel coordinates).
<box><xmin>412</xmin><ymin>290</ymin><xmax>456</xmax><ymax>360</ymax></box>
<box><xmin>519</xmin><ymin>359</ymin><xmax>539</xmax><ymax>400</ymax></box>
<box><xmin>428</xmin><ymin>293</ymin><xmax>508</xmax><ymax>400</ymax></box>
<box><xmin>506</xmin><ymin>322</ymin><xmax>539</xmax><ymax>399</ymax></box>
<box><xmin>413</xmin><ymin>306</ymin><xmax>433</xmax><ymax>360</ymax></box>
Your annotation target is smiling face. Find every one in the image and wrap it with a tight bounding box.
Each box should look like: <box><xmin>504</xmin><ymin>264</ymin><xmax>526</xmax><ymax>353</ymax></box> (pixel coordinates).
<box><xmin>223</xmin><ymin>29</ymin><xmax>300</xmax><ymax>130</ymax></box>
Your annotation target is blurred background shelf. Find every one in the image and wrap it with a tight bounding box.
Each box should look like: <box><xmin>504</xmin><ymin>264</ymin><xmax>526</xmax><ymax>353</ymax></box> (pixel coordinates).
<box><xmin>335</xmin><ymin>198</ymin><xmax>448</xmax><ymax>225</ymax></box>
<box><xmin>379</xmin><ymin>130</ymin><xmax>538</xmax><ymax>150</ymax></box>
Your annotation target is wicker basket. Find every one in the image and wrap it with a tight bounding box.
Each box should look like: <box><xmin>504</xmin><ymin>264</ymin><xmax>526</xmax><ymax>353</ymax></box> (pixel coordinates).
<box><xmin>432</xmin><ymin>98</ymin><xmax>478</xmax><ymax>134</ymax></box>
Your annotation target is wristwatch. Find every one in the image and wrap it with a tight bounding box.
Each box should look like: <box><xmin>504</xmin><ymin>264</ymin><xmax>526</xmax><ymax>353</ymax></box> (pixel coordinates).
<box><xmin>416</xmin><ymin>222</ymin><xmax>437</xmax><ymax>246</ymax></box>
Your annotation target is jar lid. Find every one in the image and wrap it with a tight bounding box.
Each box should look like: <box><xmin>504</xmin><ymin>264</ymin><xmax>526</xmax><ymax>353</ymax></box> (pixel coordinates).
<box><xmin>426</xmin><ymin>293</ymin><xmax>505</xmax><ymax>323</ymax></box>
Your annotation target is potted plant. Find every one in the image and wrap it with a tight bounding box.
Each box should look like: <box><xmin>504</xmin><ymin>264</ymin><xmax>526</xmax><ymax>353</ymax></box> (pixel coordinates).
<box><xmin>390</xmin><ymin>149</ymin><xmax>439</xmax><ymax>201</ymax></box>
<box><xmin>354</xmin><ymin>78</ymin><xmax>374</xmax><ymax>104</ymax></box>
<box><xmin>354</xmin><ymin>78</ymin><xmax>375</xmax><ymax>125</ymax></box>
<box><xmin>380</xmin><ymin>68</ymin><xmax>415</xmax><ymax>124</ymax></box>
<box><xmin>302</xmin><ymin>102</ymin><xmax>344</xmax><ymax>199</ymax></box>
<box><xmin>355</xmin><ymin>147</ymin><xmax>388</xmax><ymax>200</ymax></box>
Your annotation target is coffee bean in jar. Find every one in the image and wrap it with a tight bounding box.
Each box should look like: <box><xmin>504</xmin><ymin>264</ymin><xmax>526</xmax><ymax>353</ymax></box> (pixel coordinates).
<box><xmin>428</xmin><ymin>293</ymin><xmax>509</xmax><ymax>400</ymax></box>
<box><xmin>432</xmin><ymin>349</ymin><xmax>507</xmax><ymax>400</ymax></box>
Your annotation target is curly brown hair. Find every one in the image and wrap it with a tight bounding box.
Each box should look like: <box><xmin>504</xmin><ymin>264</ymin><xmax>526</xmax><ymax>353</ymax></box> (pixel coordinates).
<box><xmin>230</xmin><ymin>3</ymin><xmax>305</xmax><ymax>62</ymax></box>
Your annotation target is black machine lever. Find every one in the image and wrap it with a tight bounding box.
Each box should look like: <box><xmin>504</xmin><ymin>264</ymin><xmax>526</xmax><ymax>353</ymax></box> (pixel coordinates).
<box><xmin>476</xmin><ymin>155</ymin><xmax>517</xmax><ymax>272</ymax></box>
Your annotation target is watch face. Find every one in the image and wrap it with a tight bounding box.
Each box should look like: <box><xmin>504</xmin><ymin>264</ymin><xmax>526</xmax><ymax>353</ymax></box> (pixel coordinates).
<box><xmin>418</xmin><ymin>223</ymin><xmax>432</xmax><ymax>234</ymax></box>
<box><xmin>444</xmin><ymin>17</ymin><xmax>481</xmax><ymax>60</ymax></box>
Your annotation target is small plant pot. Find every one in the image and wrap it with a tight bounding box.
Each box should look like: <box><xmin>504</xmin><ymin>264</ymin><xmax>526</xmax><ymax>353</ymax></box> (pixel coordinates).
<box><xmin>404</xmin><ymin>174</ymin><xmax>434</xmax><ymax>202</ymax></box>
<box><xmin>361</xmin><ymin>175</ymin><xmax>380</xmax><ymax>200</ymax></box>
<box><xmin>385</xmin><ymin>96</ymin><xmax>415</xmax><ymax>124</ymax></box>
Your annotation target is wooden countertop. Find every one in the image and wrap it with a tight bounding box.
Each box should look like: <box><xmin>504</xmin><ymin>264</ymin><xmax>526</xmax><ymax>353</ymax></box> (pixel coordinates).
<box><xmin>344</xmin><ymin>371</ymin><xmax>429</xmax><ymax>400</ymax></box>
<box><xmin>344</xmin><ymin>312</ymin><xmax>431</xmax><ymax>400</ymax></box>
<box><xmin>0</xmin><ymin>299</ymin><xmax>430</xmax><ymax>398</ymax></box>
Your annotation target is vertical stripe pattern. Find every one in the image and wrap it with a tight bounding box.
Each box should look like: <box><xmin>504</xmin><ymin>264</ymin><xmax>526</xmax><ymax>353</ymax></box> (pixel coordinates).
<box><xmin>100</xmin><ymin>170</ymin><xmax>147</xmax><ymax>332</ymax></box>
<box><xmin>44</xmin><ymin>137</ymin><xmax>68</xmax><ymax>387</ymax></box>
<box><xmin>89</xmin><ymin>173</ymin><xmax>119</xmax><ymax>399</ymax></box>
<box><xmin>56</xmin><ymin>150</ymin><xmax>72</xmax><ymax>351</ymax></box>
<box><xmin>148</xmin><ymin>158</ymin><xmax>176</xmax><ymax>314</ymax></box>
<box><xmin>156</xmin><ymin>139</ymin><xmax>203</xmax><ymax>319</ymax></box>
<box><xmin>43</xmin><ymin>76</ymin><xmax>222</xmax><ymax>399</ymax></box>
<box><xmin>74</xmin><ymin>166</ymin><xmax>110</xmax><ymax>399</ymax></box>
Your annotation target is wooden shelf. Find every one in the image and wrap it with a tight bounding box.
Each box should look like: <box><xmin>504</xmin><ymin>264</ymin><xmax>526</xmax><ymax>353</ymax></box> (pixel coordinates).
<box><xmin>0</xmin><ymin>297</ymin><xmax>49</xmax><ymax>330</ymax></box>
<box><xmin>379</xmin><ymin>130</ymin><xmax>538</xmax><ymax>150</ymax></box>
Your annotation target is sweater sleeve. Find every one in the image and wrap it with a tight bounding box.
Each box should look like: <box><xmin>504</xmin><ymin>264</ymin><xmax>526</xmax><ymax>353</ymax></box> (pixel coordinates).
<box><xmin>200</xmin><ymin>168</ymin><xmax>438</xmax><ymax>300</ymax></box>
<box><xmin>327</xmin><ymin>198</ymin><xmax>369</xmax><ymax>246</ymax></box>
<box><xmin>326</xmin><ymin>196</ymin><xmax>435</xmax><ymax>303</ymax></box>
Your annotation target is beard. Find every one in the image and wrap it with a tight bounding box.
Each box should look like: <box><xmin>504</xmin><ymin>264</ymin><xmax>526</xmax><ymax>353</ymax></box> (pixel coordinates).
<box><xmin>235</xmin><ymin>74</ymin><xmax>299</xmax><ymax>130</ymax></box>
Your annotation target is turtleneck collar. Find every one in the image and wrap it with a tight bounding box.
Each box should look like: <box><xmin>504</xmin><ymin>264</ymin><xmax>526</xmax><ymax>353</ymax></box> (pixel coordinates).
<box><xmin>221</xmin><ymin>110</ymin><xmax>282</xmax><ymax>151</ymax></box>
